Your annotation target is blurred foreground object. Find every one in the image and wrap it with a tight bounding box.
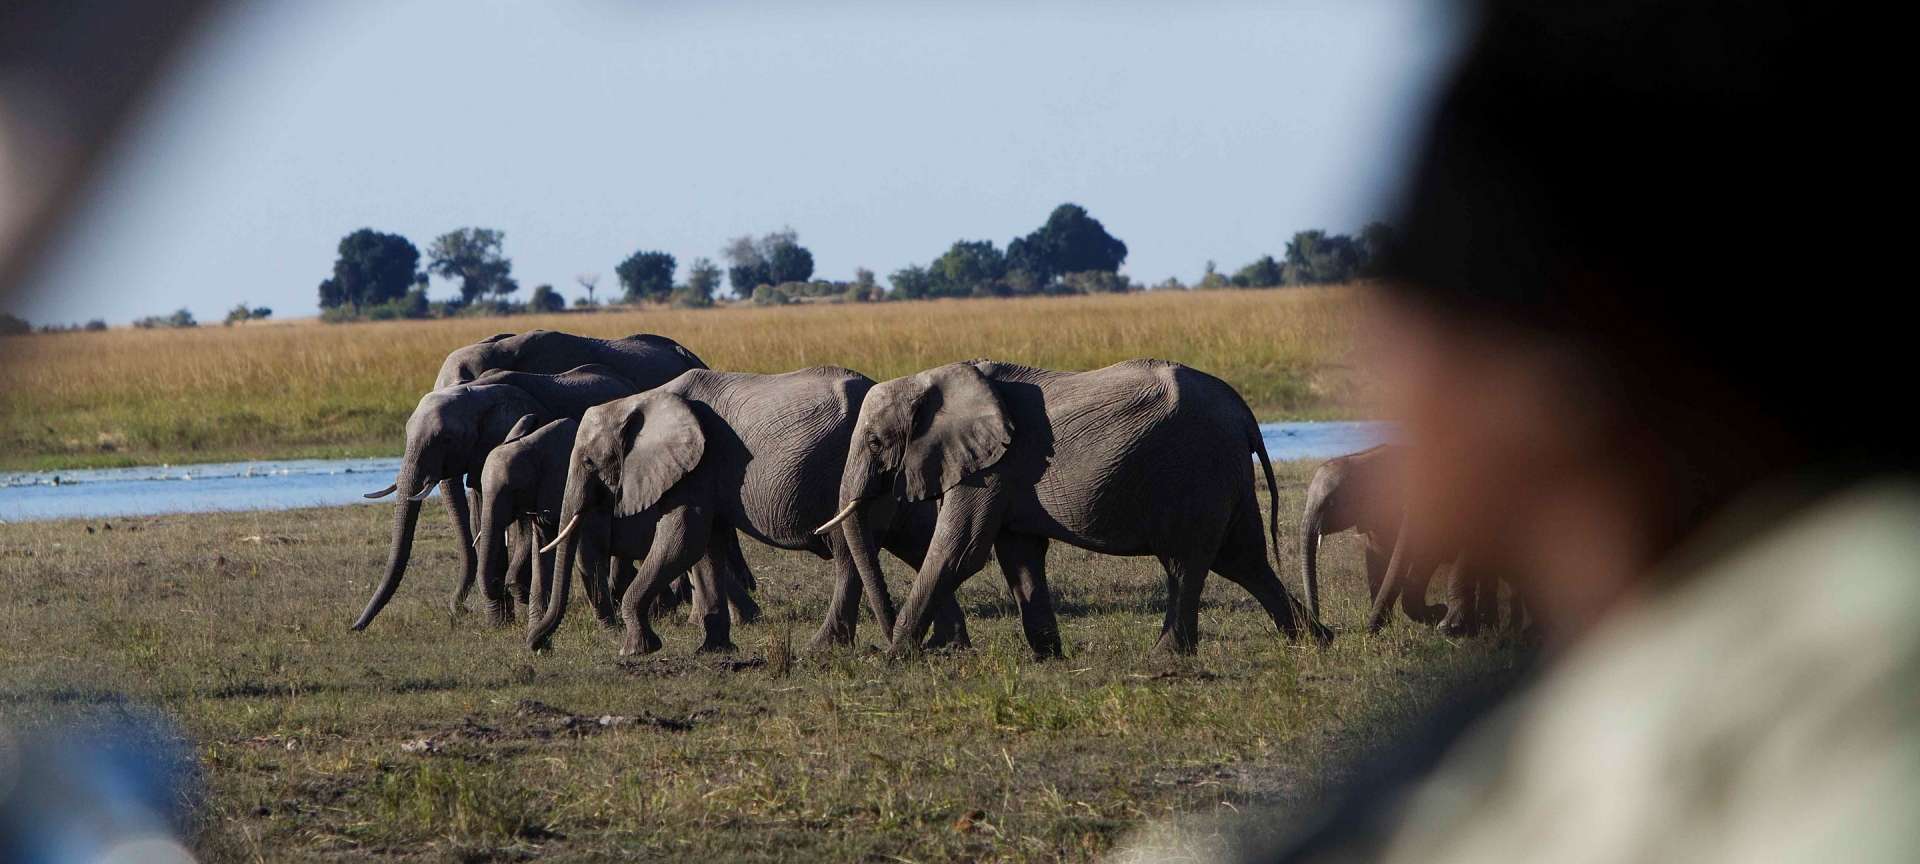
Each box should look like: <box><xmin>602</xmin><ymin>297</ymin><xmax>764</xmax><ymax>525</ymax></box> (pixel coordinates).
<box><xmin>1243</xmin><ymin>0</ymin><xmax>1911</xmax><ymax>861</ymax></box>
<box><xmin>0</xmin><ymin>711</ymin><xmax>201</xmax><ymax>864</ymax></box>
<box><xmin>1372</xmin><ymin>486</ymin><xmax>1920</xmax><ymax>862</ymax></box>
<box><xmin>0</xmin><ymin>0</ymin><xmax>218</xmax><ymax>299</ymax></box>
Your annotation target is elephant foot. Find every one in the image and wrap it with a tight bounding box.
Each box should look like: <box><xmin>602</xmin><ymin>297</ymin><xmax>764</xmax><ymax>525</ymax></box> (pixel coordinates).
<box><xmin>1407</xmin><ymin>602</ymin><xmax>1449</xmax><ymax>626</ymax></box>
<box><xmin>618</xmin><ymin>629</ymin><xmax>664</xmax><ymax>657</ymax></box>
<box><xmin>807</xmin><ymin>620</ymin><xmax>857</xmax><ymax>652</ymax></box>
<box><xmin>730</xmin><ymin>603</ymin><xmax>762</xmax><ymax>626</ymax></box>
<box><xmin>486</xmin><ymin>604</ymin><xmax>516</xmax><ymax>628</ymax></box>
<box><xmin>1438</xmin><ymin>605</ymin><xmax>1479</xmax><ymax>638</ymax></box>
<box><xmin>696</xmin><ymin>639</ymin><xmax>738</xmax><ymax>655</ymax></box>
<box><xmin>1153</xmin><ymin>631</ymin><xmax>1200</xmax><ymax>655</ymax></box>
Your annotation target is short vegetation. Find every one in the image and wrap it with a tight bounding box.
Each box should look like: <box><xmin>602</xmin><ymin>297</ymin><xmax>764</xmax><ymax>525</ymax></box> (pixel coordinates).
<box><xmin>0</xmin><ymin>465</ymin><xmax>1521</xmax><ymax>862</ymax></box>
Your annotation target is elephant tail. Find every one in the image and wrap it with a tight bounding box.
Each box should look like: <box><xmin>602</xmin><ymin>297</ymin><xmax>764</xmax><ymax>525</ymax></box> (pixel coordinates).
<box><xmin>1250</xmin><ymin>425</ymin><xmax>1282</xmax><ymax>574</ymax></box>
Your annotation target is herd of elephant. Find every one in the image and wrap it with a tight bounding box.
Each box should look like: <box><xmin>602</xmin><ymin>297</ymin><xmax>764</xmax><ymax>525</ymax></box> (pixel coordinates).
<box><xmin>350</xmin><ymin>329</ymin><xmax>1518</xmax><ymax>661</ymax></box>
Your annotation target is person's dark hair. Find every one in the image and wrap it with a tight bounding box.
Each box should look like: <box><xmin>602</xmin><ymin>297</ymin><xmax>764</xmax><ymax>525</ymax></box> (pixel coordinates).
<box><xmin>1387</xmin><ymin>1</ymin><xmax>1900</xmax><ymax>505</ymax></box>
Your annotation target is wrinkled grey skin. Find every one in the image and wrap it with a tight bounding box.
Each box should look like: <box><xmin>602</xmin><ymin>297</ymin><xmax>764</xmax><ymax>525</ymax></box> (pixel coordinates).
<box><xmin>527</xmin><ymin>367</ymin><xmax>965</xmax><ymax>655</ymax></box>
<box><xmin>434</xmin><ymin>330</ymin><xmax>707</xmax><ymax>391</ymax></box>
<box><xmin>829</xmin><ymin>359</ymin><xmax>1333</xmax><ymax>659</ymax></box>
<box><xmin>1301</xmin><ymin>445</ymin><xmax>1518</xmax><ymax>635</ymax></box>
<box><xmin>364</xmin><ymin>331</ymin><xmax>708</xmax><ymax>621</ymax></box>
<box><xmin>351</xmin><ymin>364</ymin><xmax>645</xmax><ymax>630</ymax></box>
<box><xmin>475</xmin><ymin>415</ymin><xmax>760</xmax><ymax>628</ymax></box>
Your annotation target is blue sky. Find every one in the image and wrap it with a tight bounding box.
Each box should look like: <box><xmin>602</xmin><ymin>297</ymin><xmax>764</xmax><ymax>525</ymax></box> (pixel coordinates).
<box><xmin>12</xmin><ymin>0</ymin><xmax>1464</xmax><ymax>324</ymax></box>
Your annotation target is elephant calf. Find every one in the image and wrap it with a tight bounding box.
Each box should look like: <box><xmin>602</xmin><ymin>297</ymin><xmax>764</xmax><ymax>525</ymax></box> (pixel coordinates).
<box><xmin>818</xmin><ymin>359</ymin><xmax>1333</xmax><ymax>658</ymax></box>
<box><xmin>1301</xmin><ymin>445</ymin><xmax>1523</xmax><ymax>635</ymax></box>
<box><xmin>476</xmin><ymin>415</ymin><xmax>759</xmax><ymax>630</ymax></box>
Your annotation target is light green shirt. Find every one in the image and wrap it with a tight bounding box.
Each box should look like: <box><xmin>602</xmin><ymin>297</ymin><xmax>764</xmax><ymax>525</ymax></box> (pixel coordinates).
<box><xmin>1379</xmin><ymin>482</ymin><xmax>1920</xmax><ymax>863</ymax></box>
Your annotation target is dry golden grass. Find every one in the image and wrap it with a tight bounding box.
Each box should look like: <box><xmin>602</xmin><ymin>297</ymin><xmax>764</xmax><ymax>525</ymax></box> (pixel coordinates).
<box><xmin>0</xmin><ymin>288</ymin><xmax>1366</xmax><ymax>470</ymax></box>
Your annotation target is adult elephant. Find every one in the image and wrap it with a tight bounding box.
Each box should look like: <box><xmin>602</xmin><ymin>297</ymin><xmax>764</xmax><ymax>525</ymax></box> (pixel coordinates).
<box><xmin>352</xmin><ymin>364</ymin><xmax>643</xmax><ymax>630</ymax></box>
<box><xmin>434</xmin><ymin>330</ymin><xmax>706</xmax><ymax>390</ymax></box>
<box><xmin>816</xmin><ymin>359</ymin><xmax>1331</xmax><ymax>659</ymax></box>
<box><xmin>365</xmin><ymin>331</ymin><xmax>706</xmax><ymax>620</ymax></box>
<box><xmin>473</xmin><ymin>415</ymin><xmax>759</xmax><ymax>628</ymax></box>
<box><xmin>527</xmin><ymin>367</ymin><xmax>967</xmax><ymax>655</ymax></box>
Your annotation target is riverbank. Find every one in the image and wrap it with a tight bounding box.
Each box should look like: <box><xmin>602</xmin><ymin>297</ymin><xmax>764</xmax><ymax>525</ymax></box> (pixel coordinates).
<box><xmin>0</xmin><ymin>288</ymin><xmax>1366</xmax><ymax>471</ymax></box>
<box><xmin>0</xmin><ymin>461</ymin><xmax>1519</xmax><ymax>862</ymax></box>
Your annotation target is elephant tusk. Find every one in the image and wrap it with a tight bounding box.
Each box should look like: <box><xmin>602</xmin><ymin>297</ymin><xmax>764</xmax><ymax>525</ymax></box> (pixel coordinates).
<box><xmin>406</xmin><ymin>477</ymin><xmax>439</xmax><ymax>501</ymax></box>
<box><xmin>813</xmin><ymin>499</ymin><xmax>860</xmax><ymax>536</ymax></box>
<box><xmin>539</xmin><ymin>515</ymin><xmax>578</xmax><ymax>554</ymax></box>
<box><xmin>362</xmin><ymin>483</ymin><xmax>398</xmax><ymax>499</ymax></box>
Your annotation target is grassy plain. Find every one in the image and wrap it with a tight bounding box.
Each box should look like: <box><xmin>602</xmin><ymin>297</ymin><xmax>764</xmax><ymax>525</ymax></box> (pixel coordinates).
<box><xmin>0</xmin><ymin>288</ymin><xmax>1366</xmax><ymax>471</ymax></box>
<box><xmin>0</xmin><ymin>461</ymin><xmax>1518</xmax><ymax>862</ymax></box>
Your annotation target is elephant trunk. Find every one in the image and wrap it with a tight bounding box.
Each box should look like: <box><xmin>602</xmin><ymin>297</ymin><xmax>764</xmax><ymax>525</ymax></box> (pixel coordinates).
<box><xmin>1299</xmin><ymin>469</ymin><xmax>1334</xmax><ymax>620</ymax></box>
<box><xmin>474</xmin><ymin>484</ymin><xmax>518</xmax><ymax>623</ymax></box>
<box><xmin>352</xmin><ymin>454</ymin><xmax>437</xmax><ymax>630</ymax></box>
<box><xmin>527</xmin><ymin>477</ymin><xmax>590</xmax><ymax>650</ymax></box>
<box><xmin>840</xmin><ymin>503</ymin><xmax>898</xmax><ymax>636</ymax></box>
<box><xmin>526</xmin><ymin>525</ymin><xmax>577</xmax><ymax>650</ymax></box>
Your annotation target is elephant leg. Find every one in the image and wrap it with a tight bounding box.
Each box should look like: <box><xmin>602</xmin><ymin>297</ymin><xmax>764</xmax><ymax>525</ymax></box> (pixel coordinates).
<box><xmin>687</xmin><ymin>554</ymin><xmax>735</xmax><ymax>653</ymax></box>
<box><xmin>1213</xmin><ymin>521</ymin><xmax>1332</xmax><ymax>645</ymax></box>
<box><xmin>603</xmin><ymin>559</ymin><xmax>636</xmax><ymax>629</ymax></box>
<box><xmin>444</xmin><ymin>479</ymin><xmax>479</xmax><ymax>615</ymax></box>
<box><xmin>712</xmin><ymin>526</ymin><xmax>761</xmax><ymax>625</ymax></box>
<box><xmin>925</xmin><ymin>593</ymin><xmax>973</xmax><ymax>651</ymax></box>
<box><xmin>1364</xmin><ymin>542</ymin><xmax>1390</xmax><ymax>600</ymax></box>
<box><xmin>811</xmin><ymin>532</ymin><xmax>867</xmax><ymax>650</ymax></box>
<box><xmin>1154</xmin><ymin>554</ymin><xmax>1209</xmax><ymax>654</ymax></box>
<box><xmin>1438</xmin><ymin>563</ymin><xmax>1476</xmax><ymax>636</ymax></box>
<box><xmin>993</xmin><ymin>533</ymin><xmax>1058</xmax><ymax>658</ymax></box>
<box><xmin>889</xmin><ymin>492</ymin><xmax>1002</xmax><ymax>658</ymax></box>
<box><xmin>500</xmin><ymin>519</ymin><xmax>533</xmax><ymax>624</ymax></box>
<box><xmin>617</xmin><ymin>509</ymin><xmax>711</xmax><ymax>657</ymax></box>
<box><xmin>1400</xmin><ymin>561</ymin><xmax>1448</xmax><ymax>626</ymax></box>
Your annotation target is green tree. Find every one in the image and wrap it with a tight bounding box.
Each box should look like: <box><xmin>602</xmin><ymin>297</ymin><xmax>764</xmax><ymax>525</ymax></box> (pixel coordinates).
<box><xmin>1284</xmin><ymin>230</ymin><xmax>1364</xmax><ymax>284</ymax></box>
<box><xmin>672</xmin><ymin>257</ymin><xmax>721</xmax><ymax>308</ymax></box>
<box><xmin>750</xmin><ymin>284</ymin><xmax>790</xmax><ymax>306</ymax></box>
<box><xmin>428</xmin><ymin>228</ymin><xmax>517</xmax><ymax>302</ymax></box>
<box><xmin>320</xmin><ymin>228</ymin><xmax>420</xmax><ymax>311</ymax></box>
<box><xmin>889</xmin><ymin>264</ymin><xmax>933</xmax><ymax>300</ymax></box>
<box><xmin>0</xmin><ymin>313</ymin><xmax>29</xmax><ymax>336</ymax></box>
<box><xmin>616</xmin><ymin>250</ymin><xmax>677</xmax><ymax>303</ymax></box>
<box><xmin>84</xmin><ymin>319</ymin><xmax>108</xmax><ymax>332</ymax></box>
<box><xmin>723</xmin><ymin>229</ymin><xmax>814</xmax><ymax>296</ymax></box>
<box><xmin>224</xmin><ymin>303</ymin><xmax>273</xmax><ymax>325</ymax></box>
<box><xmin>928</xmin><ymin>239</ymin><xmax>1007</xmax><ymax>297</ymax></box>
<box><xmin>1006</xmin><ymin>203</ymin><xmax>1128</xmax><ymax>287</ymax></box>
<box><xmin>1231</xmin><ymin>255</ymin><xmax>1284</xmax><ymax>288</ymax></box>
<box><xmin>529</xmin><ymin>284</ymin><xmax>565</xmax><ymax>313</ymax></box>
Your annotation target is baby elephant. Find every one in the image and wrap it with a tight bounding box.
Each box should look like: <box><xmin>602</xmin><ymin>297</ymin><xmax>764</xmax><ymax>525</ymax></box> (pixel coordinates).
<box><xmin>818</xmin><ymin>359</ymin><xmax>1332</xmax><ymax>658</ymax></box>
<box><xmin>1301</xmin><ymin>445</ymin><xmax>1520</xmax><ymax>635</ymax></box>
<box><xmin>474</xmin><ymin>415</ymin><xmax>759</xmax><ymax>628</ymax></box>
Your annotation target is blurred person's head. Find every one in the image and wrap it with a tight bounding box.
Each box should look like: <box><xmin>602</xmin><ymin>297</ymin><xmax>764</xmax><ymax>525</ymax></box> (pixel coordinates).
<box><xmin>1370</xmin><ymin>1</ymin><xmax>1892</xmax><ymax>641</ymax></box>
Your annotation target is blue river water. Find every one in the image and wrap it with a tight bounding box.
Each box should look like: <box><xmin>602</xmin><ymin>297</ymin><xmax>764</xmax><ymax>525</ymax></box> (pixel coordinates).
<box><xmin>0</xmin><ymin>421</ymin><xmax>1388</xmax><ymax>523</ymax></box>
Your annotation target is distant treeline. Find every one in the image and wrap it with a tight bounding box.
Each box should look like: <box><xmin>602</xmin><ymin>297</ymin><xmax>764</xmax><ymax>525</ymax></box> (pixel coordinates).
<box><xmin>0</xmin><ymin>204</ymin><xmax>1393</xmax><ymax>332</ymax></box>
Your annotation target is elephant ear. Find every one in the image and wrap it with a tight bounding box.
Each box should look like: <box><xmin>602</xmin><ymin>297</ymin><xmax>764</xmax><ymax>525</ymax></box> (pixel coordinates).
<box><xmin>901</xmin><ymin>364</ymin><xmax>1012</xmax><ymax>501</ymax></box>
<box><xmin>614</xmin><ymin>393</ymin><xmax>706</xmax><ymax>518</ymax></box>
<box><xmin>502</xmin><ymin>413</ymin><xmax>541</xmax><ymax>445</ymax></box>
